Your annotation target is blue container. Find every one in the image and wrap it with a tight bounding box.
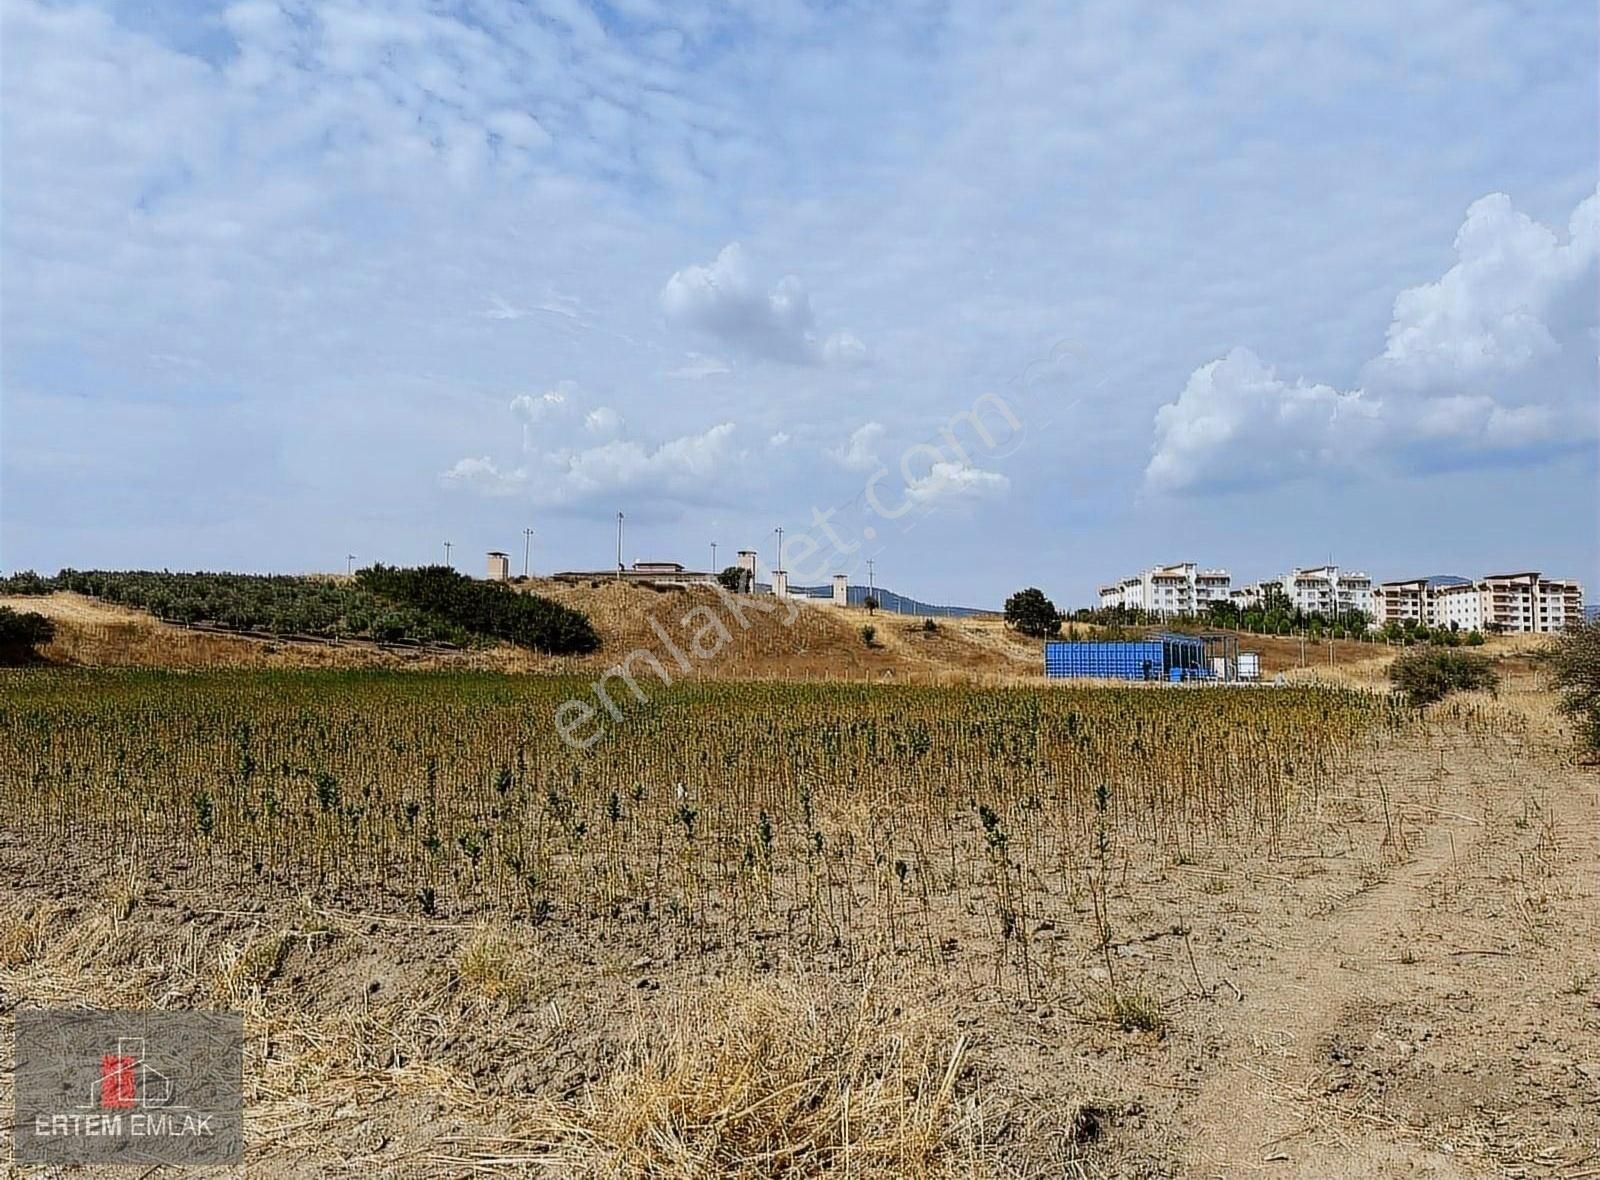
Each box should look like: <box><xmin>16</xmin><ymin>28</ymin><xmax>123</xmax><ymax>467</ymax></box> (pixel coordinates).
<box><xmin>1044</xmin><ymin>634</ymin><xmax>1208</xmax><ymax>681</ymax></box>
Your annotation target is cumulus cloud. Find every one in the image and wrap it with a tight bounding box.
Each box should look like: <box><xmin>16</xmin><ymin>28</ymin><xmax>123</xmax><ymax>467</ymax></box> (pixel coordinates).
<box><xmin>447</xmin><ymin>384</ymin><xmax>737</xmax><ymax>510</ymax></box>
<box><xmin>1146</xmin><ymin>349</ymin><xmax>1382</xmax><ymax>493</ymax></box>
<box><xmin>660</xmin><ymin>243</ymin><xmax>864</xmax><ymax>366</ymax></box>
<box><xmin>1147</xmin><ymin>190</ymin><xmax>1600</xmax><ymax>493</ymax></box>
<box><xmin>584</xmin><ymin>406</ymin><xmax>624</xmax><ymax>437</ymax></box>
<box><xmin>440</xmin><ymin>456</ymin><xmax>526</xmax><ymax>496</ymax></box>
<box><xmin>551</xmin><ymin>423</ymin><xmax>736</xmax><ymax>500</ymax></box>
<box><xmin>904</xmin><ymin>460</ymin><xmax>1010</xmax><ymax>506</ymax></box>
<box><xmin>510</xmin><ymin>389</ymin><xmax>564</xmax><ymax>414</ymax></box>
<box><xmin>829</xmin><ymin>422</ymin><xmax>885</xmax><ymax>470</ymax></box>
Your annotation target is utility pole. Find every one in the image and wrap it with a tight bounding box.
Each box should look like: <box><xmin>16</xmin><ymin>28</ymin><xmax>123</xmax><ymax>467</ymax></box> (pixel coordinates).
<box><xmin>346</xmin><ymin>553</ymin><xmax>355</xmax><ymax>576</ymax></box>
<box><xmin>444</xmin><ymin>540</ymin><xmax>452</xmax><ymax>568</ymax></box>
<box><xmin>773</xmin><ymin>526</ymin><xmax>783</xmax><ymax>577</ymax></box>
<box><xmin>711</xmin><ymin>541</ymin><xmax>717</xmax><ymax>575</ymax></box>
<box><xmin>867</xmin><ymin>558</ymin><xmax>875</xmax><ymax>601</ymax></box>
<box><xmin>523</xmin><ymin>528</ymin><xmax>534</xmax><ymax>578</ymax></box>
<box><xmin>616</xmin><ymin>512</ymin><xmax>624</xmax><ymax>577</ymax></box>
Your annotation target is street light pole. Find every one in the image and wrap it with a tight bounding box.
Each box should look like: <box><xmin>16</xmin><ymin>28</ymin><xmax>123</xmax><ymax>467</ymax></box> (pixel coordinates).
<box><xmin>616</xmin><ymin>512</ymin><xmax>624</xmax><ymax>577</ymax></box>
<box><xmin>523</xmin><ymin>528</ymin><xmax>534</xmax><ymax>578</ymax></box>
<box><xmin>346</xmin><ymin>553</ymin><xmax>355</xmax><ymax>576</ymax></box>
<box><xmin>444</xmin><ymin>540</ymin><xmax>452</xmax><ymax>569</ymax></box>
<box><xmin>711</xmin><ymin>541</ymin><xmax>717</xmax><ymax>576</ymax></box>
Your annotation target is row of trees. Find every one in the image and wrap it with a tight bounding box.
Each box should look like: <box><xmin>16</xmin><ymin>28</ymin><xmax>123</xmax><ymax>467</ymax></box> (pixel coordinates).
<box><xmin>0</xmin><ymin>567</ymin><xmax>600</xmax><ymax>655</ymax></box>
<box><xmin>1005</xmin><ymin>586</ymin><xmax>1382</xmax><ymax>642</ymax></box>
<box><xmin>356</xmin><ymin>565</ymin><xmax>598</xmax><ymax>654</ymax></box>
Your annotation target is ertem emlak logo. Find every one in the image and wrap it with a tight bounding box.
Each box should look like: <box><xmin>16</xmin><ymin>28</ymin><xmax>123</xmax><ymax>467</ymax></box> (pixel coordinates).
<box><xmin>12</xmin><ymin>1011</ymin><xmax>243</xmax><ymax>1165</ymax></box>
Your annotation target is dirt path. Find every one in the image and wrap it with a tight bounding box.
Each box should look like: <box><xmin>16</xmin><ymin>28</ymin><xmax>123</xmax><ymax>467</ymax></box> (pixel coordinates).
<box><xmin>1182</xmin><ymin>724</ymin><xmax>1600</xmax><ymax>1178</ymax></box>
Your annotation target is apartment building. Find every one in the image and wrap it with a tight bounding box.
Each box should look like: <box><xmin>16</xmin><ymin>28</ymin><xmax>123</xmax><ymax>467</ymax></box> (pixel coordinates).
<box><xmin>1230</xmin><ymin>566</ymin><xmax>1374</xmax><ymax>618</ymax></box>
<box><xmin>1375</xmin><ymin>572</ymin><xmax>1584</xmax><ymax>633</ymax></box>
<box><xmin>1098</xmin><ymin>562</ymin><xmax>1232</xmax><ymax>617</ymax></box>
<box><xmin>1373</xmin><ymin>578</ymin><xmax>1437</xmax><ymax>626</ymax></box>
<box><xmin>1283</xmin><ymin>565</ymin><xmax>1374</xmax><ymax>617</ymax></box>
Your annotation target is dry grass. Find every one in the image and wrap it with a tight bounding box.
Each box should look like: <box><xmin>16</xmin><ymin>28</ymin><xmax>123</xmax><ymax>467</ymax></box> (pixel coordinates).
<box><xmin>454</xmin><ymin>922</ymin><xmax>546</xmax><ymax>1005</ymax></box>
<box><xmin>529</xmin><ymin>977</ymin><xmax>987</xmax><ymax>1179</ymax></box>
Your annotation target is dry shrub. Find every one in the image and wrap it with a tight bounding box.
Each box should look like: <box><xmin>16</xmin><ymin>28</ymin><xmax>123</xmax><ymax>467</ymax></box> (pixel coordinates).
<box><xmin>539</xmin><ymin>977</ymin><xmax>983</xmax><ymax>1178</ymax></box>
<box><xmin>455</xmin><ymin>921</ymin><xmax>546</xmax><ymax>1005</ymax></box>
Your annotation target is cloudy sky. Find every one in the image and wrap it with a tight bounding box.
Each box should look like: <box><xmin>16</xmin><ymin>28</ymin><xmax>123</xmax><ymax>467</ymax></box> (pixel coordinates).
<box><xmin>2</xmin><ymin>0</ymin><xmax>1596</xmax><ymax>607</ymax></box>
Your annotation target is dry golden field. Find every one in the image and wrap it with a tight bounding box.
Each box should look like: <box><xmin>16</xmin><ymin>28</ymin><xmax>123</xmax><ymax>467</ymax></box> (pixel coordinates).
<box><xmin>1</xmin><ymin>594</ymin><xmax>1594</xmax><ymax>1178</ymax></box>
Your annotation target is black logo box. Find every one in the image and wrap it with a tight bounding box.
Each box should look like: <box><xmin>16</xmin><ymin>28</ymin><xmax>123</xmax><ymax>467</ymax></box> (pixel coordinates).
<box><xmin>12</xmin><ymin>1010</ymin><xmax>243</xmax><ymax>1166</ymax></box>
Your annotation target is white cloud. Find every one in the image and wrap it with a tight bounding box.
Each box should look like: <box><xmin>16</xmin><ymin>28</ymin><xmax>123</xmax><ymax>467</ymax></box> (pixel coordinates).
<box><xmin>584</xmin><ymin>406</ymin><xmax>624</xmax><ymax>437</ymax></box>
<box><xmin>510</xmin><ymin>389</ymin><xmax>569</xmax><ymax>422</ymax></box>
<box><xmin>441</xmin><ymin>456</ymin><xmax>526</xmax><ymax>495</ymax></box>
<box><xmin>660</xmin><ymin>242</ymin><xmax>863</xmax><ymax>366</ymax></box>
<box><xmin>550</xmin><ymin>422</ymin><xmax>737</xmax><ymax>501</ymax></box>
<box><xmin>1372</xmin><ymin>192</ymin><xmax>1599</xmax><ymax>390</ymax></box>
<box><xmin>1147</xmin><ymin>190</ymin><xmax>1599</xmax><ymax>493</ymax></box>
<box><xmin>1146</xmin><ymin>349</ymin><xmax>1381</xmax><ymax>493</ymax></box>
<box><xmin>665</xmin><ymin>352</ymin><xmax>732</xmax><ymax>379</ymax></box>
<box><xmin>904</xmin><ymin>460</ymin><xmax>1010</xmax><ymax>506</ymax></box>
<box><xmin>447</xmin><ymin>381</ymin><xmax>739</xmax><ymax>510</ymax></box>
<box><xmin>829</xmin><ymin>421</ymin><xmax>885</xmax><ymax>471</ymax></box>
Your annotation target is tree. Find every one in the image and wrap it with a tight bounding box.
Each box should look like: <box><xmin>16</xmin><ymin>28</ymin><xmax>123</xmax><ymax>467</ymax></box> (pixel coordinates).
<box><xmin>1543</xmin><ymin>620</ymin><xmax>1600</xmax><ymax>754</ymax></box>
<box><xmin>716</xmin><ymin>565</ymin><xmax>752</xmax><ymax>593</ymax></box>
<box><xmin>0</xmin><ymin>607</ymin><xmax>55</xmax><ymax>664</ymax></box>
<box><xmin>1004</xmin><ymin>587</ymin><xmax>1061</xmax><ymax>638</ymax></box>
<box><xmin>863</xmin><ymin>595</ymin><xmax>880</xmax><ymax>615</ymax></box>
<box><xmin>1389</xmin><ymin>648</ymin><xmax>1499</xmax><ymax>705</ymax></box>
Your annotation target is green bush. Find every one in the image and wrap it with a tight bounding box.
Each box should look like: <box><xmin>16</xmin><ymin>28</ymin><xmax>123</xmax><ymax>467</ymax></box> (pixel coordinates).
<box><xmin>1389</xmin><ymin>647</ymin><xmax>1499</xmax><ymax>705</ymax></box>
<box><xmin>860</xmin><ymin>624</ymin><xmax>877</xmax><ymax>647</ymax></box>
<box><xmin>357</xmin><ymin>565</ymin><xmax>599</xmax><ymax>655</ymax></box>
<box><xmin>1543</xmin><ymin>621</ymin><xmax>1600</xmax><ymax>753</ymax></box>
<box><xmin>0</xmin><ymin>607</ymin><xmax>55</xmax><ymax>663</ymax></box>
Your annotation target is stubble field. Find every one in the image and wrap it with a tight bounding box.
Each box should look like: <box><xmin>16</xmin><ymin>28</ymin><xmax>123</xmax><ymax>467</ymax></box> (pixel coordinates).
<box><xmin>1</xmin><ymin>664</ymin><xmax>1595</xmax><ymax>1178</ymax></box>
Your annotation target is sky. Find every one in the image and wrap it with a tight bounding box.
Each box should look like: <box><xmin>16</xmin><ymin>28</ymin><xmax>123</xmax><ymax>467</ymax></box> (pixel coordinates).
<box><xmin>2</xmin><ymin>0</ymin><xmax>1596</xmax><ymax>609</ymax></box>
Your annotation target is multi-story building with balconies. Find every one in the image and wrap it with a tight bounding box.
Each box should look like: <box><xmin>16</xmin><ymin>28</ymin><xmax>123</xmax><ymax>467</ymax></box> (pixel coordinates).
<box><xmin>1097</xmin><ymin>562</ymin><xmax>1232</xmax><ymax>617</ymax></box>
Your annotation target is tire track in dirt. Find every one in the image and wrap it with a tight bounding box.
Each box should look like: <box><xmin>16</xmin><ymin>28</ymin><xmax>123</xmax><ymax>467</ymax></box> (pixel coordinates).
<box><xmin>1181</xmin><ymin>752</ymin><xmax>1490</xmax><ymax>1179</ymax></box>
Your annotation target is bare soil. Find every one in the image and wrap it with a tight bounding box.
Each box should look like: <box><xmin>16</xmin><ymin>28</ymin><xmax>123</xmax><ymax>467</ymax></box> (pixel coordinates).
<box><xmin>2</xmin><ymin>663</ymin><xmax>1594</xmax><ymax>1177</ymax></box>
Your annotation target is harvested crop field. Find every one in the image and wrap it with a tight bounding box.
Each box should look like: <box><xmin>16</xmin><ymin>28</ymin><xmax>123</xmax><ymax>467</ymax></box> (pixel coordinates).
<box><xmin>2</xmin><ymin>664</ymin><xmax>1595</xmax><ymax>1177</ymax></box>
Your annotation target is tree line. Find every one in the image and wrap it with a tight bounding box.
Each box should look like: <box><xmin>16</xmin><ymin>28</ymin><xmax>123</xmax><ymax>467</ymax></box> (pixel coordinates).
<box><xmin>0</xmin><ymin>567</ymin><xmax>599</xmax><ymax>655</ymax></box>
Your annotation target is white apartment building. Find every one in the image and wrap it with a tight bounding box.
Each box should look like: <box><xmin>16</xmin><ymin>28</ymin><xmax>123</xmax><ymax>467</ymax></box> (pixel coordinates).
<box><xmin>1375</xmin><ymin>572</ymin><xmax>1584</xmax><ymax>633</ymax></box>
<box><xmin>1098</xmin><ymin>562</ymin><xmax>1231</xmax><ymax>617</ymax></box>
<box><xmin>1283</xmin><ymin>565</ymin><xmax>1374</xmax><ymax>617</ymax></box>
<box><xmin>1230</xmin><ymin>566</ymin><xmax>1374</xmax><ymax>619</ymax></box>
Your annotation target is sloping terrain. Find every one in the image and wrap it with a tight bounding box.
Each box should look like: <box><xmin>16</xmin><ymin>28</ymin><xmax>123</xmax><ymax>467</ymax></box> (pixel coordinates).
<box><xmin>4</xmin><ymin>586</ymin><xmax>1050</xmax><ymax>683</ymax></box>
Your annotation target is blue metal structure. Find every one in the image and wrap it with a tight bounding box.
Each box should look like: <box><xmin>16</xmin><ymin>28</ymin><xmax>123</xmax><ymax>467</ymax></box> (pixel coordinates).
<box><xmin>1044</xmin><ymin>632</ymin><xmax>1211</xmax><ymax>681</ymax></box>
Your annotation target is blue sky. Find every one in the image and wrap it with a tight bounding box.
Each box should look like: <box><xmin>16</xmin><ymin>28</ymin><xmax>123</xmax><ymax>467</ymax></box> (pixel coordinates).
<box><xmin>2</xmin><ymin>0</ymin><xmax>1596</xmax><ymax>607</ymax></box>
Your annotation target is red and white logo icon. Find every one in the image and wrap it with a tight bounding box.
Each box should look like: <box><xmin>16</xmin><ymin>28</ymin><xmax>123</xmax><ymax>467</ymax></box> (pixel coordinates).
<box><xmin>89</xmin><ymin>1039</ymin><xmax>173</xmax><ymax>1110</ymax></box>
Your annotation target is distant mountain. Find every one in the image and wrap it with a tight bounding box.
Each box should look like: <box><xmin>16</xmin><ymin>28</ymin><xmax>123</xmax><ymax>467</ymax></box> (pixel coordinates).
<box><xmin>1586</xmin><ymin>603</ymin><xmax>1600</xmax><ymax>622</ymax></box>
<box><xmin>1425</xmin><ymin>575</ymin><xmax>1472</xmax><ymax>587</ymax></box>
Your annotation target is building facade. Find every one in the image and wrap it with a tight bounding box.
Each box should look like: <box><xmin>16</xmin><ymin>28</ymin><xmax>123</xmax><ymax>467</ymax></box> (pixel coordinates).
<box><xmin>1281</xmin><ymin>566</ymin><xmax>1374</xmax><ymax>617</ymax></box>
<box><xmin>1098</xmin><ymin>562</ymin><xmax>1232</xmax><ymax>617</ymax></box>
<box><xmin>1374</xmin><ymin>572</ymin><xmax>1584</xmax><ymax>633</ymax></box>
